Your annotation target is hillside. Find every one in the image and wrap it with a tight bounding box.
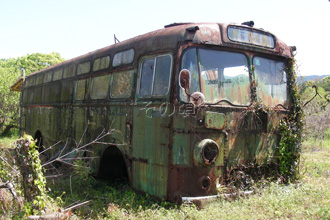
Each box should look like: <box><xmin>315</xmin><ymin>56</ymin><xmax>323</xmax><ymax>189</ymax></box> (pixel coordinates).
<box><xmin>299</xmin><ymin>75</ymin><xmax>329</xmax><ymax>82</ymax></box>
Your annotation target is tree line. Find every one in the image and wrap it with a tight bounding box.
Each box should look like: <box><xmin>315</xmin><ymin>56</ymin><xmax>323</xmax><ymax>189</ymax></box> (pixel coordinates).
<box><xmin>0</xmin><ymin>53</ymin><xmax>65</xmax><ymax>136</ymax></box>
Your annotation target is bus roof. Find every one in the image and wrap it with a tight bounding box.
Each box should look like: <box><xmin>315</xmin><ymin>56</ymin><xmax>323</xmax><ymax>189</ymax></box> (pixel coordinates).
<box><xmin>20</xmin><ymin>22</ymin><xmax>293</xmax><ymax>81</ymax></box>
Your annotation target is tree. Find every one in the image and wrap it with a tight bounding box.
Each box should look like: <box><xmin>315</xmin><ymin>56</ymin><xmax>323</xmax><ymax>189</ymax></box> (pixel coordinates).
<box><xmin>317</xmin><ymin>76</ymin><xmax>330</xmax><ymax>92</ymax></box>
<box><xmin>0</xmin><ymin>66</ymin><xmax>20</xmax><ymax>136</ymax></box>
<box><xmin>0</xmin><ymin>53</ymin><xmax>65</xmax><ymax>136</ymax></box>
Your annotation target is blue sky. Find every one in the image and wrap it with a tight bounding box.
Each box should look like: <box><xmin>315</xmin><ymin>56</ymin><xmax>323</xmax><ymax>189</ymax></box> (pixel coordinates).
<box><xmin>0</xmin><ymin>0</ymin><xmax>329</xmax><ymax>76</ymax></box>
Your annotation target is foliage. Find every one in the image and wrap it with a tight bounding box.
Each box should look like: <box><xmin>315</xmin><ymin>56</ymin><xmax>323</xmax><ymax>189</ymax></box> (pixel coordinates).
<box><xmin>315</xmin><ymin>75</ymin><xmax>330</xmax><ymax>92</ymax></box>
<box><xmin>277</xmin><ymin>58</ymin><xmax>304</xmax><ymax>182</ymax></box>
<box><xmin>0</xmin><ymin>53</ymin><xmax>64</xmax><ymax>137</ymax></box>
<box><xmin>298</xmin><ymin>69</ymin><xmax>330</xmax><ymax>140</ymax></box>
<box><xmin>73</xmin><ymin>159</ymin><xmax>93</xmax><ymax>181</ymax></box>
<box><xmin>0</xmin><ymin>52</ymin><xmax>65</xmax><ymax>75</ymax></box>
<box><xmin>0</xmin><ymin>66</ymin><xmax>21</xmax><ymax>137</ymax></box>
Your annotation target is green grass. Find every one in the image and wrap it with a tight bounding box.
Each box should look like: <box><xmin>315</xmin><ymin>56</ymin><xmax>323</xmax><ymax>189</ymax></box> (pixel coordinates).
<box><xmin>1</xmin><ymin>135</ymin><xmax>330</xmax><ymax>219</ymax></box>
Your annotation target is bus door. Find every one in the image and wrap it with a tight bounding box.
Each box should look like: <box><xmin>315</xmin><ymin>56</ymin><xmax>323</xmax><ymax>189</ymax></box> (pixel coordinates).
<box><xmin>132</xmin><ymin>54</ymin><xmax>173</xmax><ymax>199</ymax></box>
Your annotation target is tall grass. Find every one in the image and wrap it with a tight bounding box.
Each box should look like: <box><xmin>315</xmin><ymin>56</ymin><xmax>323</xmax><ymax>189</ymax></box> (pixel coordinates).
<box><xmin>0</xmin><ymin>131</ymin><xmax>329</xmax><ymax>219</ymax></box>
<box><xmin>42</xmin><ymin>134</ymin><xmax>330</xmax><ymax>220</ymax></box>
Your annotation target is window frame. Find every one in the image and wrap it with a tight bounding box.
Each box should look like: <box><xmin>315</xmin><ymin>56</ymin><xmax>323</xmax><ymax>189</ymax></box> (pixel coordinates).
<box><xmin>179</xmin><ymin>47</ymin><xmax>251</xmax><ymax>106</ymax></box>
<box><xmin>137</xmin><ymin>53</ymin><xmax>173</xmax><ymax>99</ymax></box>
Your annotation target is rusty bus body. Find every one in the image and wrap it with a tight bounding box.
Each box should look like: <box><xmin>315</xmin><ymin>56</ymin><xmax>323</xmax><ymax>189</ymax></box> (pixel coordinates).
<box><xmin>19</xmin><ymin>22</ymin><xmax>294</xmax><ymax>202</ymax></box>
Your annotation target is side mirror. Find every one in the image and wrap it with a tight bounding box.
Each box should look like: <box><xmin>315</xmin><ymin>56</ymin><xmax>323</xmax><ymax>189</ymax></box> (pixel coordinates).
<box><xmin>179</xmin><ymin>69</ymin><xmax>191</xmax><ymax>90</ymax></box>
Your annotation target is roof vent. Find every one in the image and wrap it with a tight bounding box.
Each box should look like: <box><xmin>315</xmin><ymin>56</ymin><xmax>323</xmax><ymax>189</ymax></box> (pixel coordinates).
<box><xmin>241</xmin><ymin>21</ymin><xmax>254</xmax><ymax>27</ymax></box>
<box><xmin>186</xmin><ymin>26</ymin><xmax>199</xmax><ymax>33</ymax></box>
<box><xmin>164</xmin><ymin>23</ymin><xmax>192</xmax><ymax>28</ymax></box>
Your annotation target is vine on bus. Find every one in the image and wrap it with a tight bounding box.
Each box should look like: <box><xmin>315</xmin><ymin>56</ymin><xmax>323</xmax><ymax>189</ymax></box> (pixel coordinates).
<box><xmin>278</xmin><ymin>58</ymin><xmax>303</xmax><ymax>182</ymax></box>
<box><xmin>15</xmin><ymin>135</ymin><xmax>47</xmax><ymax>215</ymax></box>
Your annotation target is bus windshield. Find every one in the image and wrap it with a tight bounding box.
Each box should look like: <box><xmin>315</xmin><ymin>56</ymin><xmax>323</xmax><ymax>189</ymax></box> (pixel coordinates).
<box><xmin>253</xmin><ymin>57</ymin><xmax>288</xmax><ymax>107</ymax></box>
<box><xmin>180</xmin><ymin>48</ymin><xmax>250</xmax><ymax>105</ymax></box>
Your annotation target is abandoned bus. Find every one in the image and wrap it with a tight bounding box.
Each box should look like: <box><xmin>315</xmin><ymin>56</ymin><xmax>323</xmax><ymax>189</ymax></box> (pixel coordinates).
<box><xmin>17</xmin><ymin>22</ymin><xmax>295</xmax><ymax>202</ymax></box>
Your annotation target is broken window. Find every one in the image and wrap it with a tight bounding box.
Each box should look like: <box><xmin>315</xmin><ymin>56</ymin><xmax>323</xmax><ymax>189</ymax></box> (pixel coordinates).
<box><xmin>111</xmin><ymin>70</ymin><xmax>133</xmax><ymax>98</ymax></box>
<box><xmin>253</xmin><ymin>57</ymin><xmax>288</xmax><ymax>107</ymax></box>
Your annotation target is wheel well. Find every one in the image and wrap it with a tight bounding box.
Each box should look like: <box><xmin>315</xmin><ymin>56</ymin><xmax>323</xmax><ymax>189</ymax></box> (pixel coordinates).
<box><xmin>97</xmin><ymin>146</ymin><xmax>128</xmax><ymax>182</ymax></box>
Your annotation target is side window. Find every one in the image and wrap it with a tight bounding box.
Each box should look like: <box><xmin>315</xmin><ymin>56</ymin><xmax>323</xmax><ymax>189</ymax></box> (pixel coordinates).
<box><xmin>61</xmin><ymin>81</ymin><xmax>73</xmax><ymax>102</ymax></box>
<box><xmin>42</xmin><ymin>84</ymin><xmax>51</xmax><ymax>103</ymax></box>
<box><xmin>138</xmin><ymin>54</ymin><xmax>172</xmax><ymax>97</ymax></box>
<box><xmin>139</xmin><ymin>58</ymin><xmax>154</xmax><ymax>96</ymax></box>
<box><xmin>53</xmin><ymin>69</ymin><xmax>63</xmax><ymax>81</ymax></box>
<box><xmin>75</xmin><ymin>79</ymin><xmax>87</xmax><ymax>101</ymax></box>
<box><xmin>36</xmin><ymin>74</ymin><xmax>44</xmax><ymax>85</ymax></box>
<box><xmin>63</xmin><ymin>64</ymin><xmax>76</xmax><ymax>79</ymax></box>
<box><xmin>77</xmin><ymin>61</ymin><xmax>91</xmax><ymax>75</ymax></box>
<box><xmin>113</xmin><ymin>49</ymin><xmax>134</xmax><ymax>67</ymax></box>
<box><xmin>50</xmin><ymin>83</ymin><xmax>61</xmax><ymax>103</ymax></box>
<box><xmin>28</xmin><ymin>88</ymin><xmax>35</xmax><ymax>104</ymax></box>
<box><xmin>28</xmin><ymin>76</ymin><xmax>36</xmax><ymax>87</ymax></box>
<box><xmin>43</xmin><ymin>71</ymin><xmax>53</xmax><ymax>83</ymax></box>
<box><xmin>93</xmin><ymin>56</ymin><xmax>110</xmax><ymax>71</ymax></box>
<box><xmin>91</xmin><ymin>75</ymin><xmax>110</xmax><ymax>99</ymax></box>
<box><xmin>22</xmin><ymin>88</ymin><xmax>29</xmax><ymax>104</ymax></box>
<box><xmin>111</xmin><ymin>70</ymin><xmax>133</xmax><ymax>98</ymax></box>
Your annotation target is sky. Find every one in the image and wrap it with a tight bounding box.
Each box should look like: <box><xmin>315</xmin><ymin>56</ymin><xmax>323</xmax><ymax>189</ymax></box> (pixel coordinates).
<box><xmin>0</xmin><ymin>0</ymin><xmax>329</xmax><ymax>76</ymax></box>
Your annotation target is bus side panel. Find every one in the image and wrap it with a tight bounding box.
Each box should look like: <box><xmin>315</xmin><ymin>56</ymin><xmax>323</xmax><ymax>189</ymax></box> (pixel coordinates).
<box><xmin>87</xmin><ymin>106</ymin><xmax>107</xmax><ymax>173</ymax></box>
<box><xmin>83</xmin><ymin>105</ymin><xmax>132</xmax><ymax>176</ymax></box>
<box><xmin>49</xmin><ymin>107</ymin><xmax>61</xmax><ymax>148</ymax></box>
<box><xmin>60</xmin><ymin>106</ymin><xmax>73</xmax><ymax>142</ymax></box>
<box><xmin>107</xmin><ymin>105</ymin><xmax>131</xmax><ymax>148</ymax></box>
<box><xmin>24</xmin><ymin>108</ymin><xmax>40</xmax><ymax>138</ymax></box>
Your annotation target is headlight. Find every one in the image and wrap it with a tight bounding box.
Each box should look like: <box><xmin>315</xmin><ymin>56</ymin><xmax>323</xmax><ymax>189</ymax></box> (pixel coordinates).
<box><xmin>194</xmin><ymin>139</ymin><xmax>219</xmax><ymax>166</ymax></box>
